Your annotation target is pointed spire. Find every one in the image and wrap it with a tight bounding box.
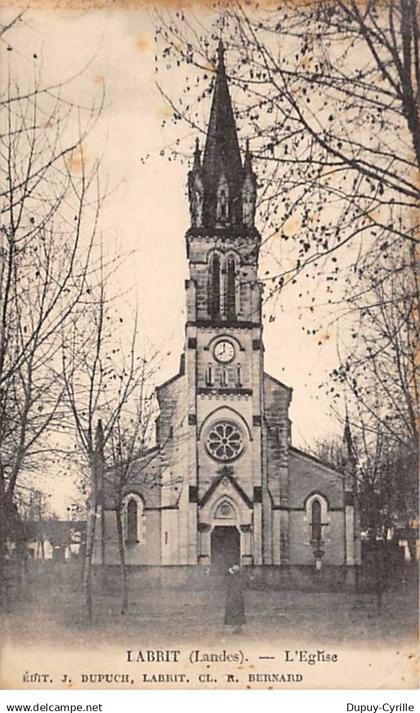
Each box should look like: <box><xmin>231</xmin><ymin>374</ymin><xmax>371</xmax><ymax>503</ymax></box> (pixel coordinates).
<box><xmin>187</xmin><ymin>42</ymin><xmax>260</xmax><ymax>231</ymax></box>
<box><xmin>201</xmin><ymin>40</ymin><xmax>242</xmax><ymax>225</ymax></box>
<box><xmin>95</xmin><ymin>418</ymin><xmax>104</xmax><ymax>458</ymax></box>
<box><xmin>244</xmin><ymin>138</ymin><xmax>253</xmax><ymax>173</ymax></box>
<box><xmin>343</xmin><ymin>413</ymin><xmax>355</xmax><ymax>464</ymax></box>
<box><xmin>203</xmin><ymin>40</ymin><xmax>241</xmax><ymax>175</ymax></box>
<box><xmin>94</xmin><ymin>419</ymin><xmax>105</xmax><ymax>503</ymax></box>
<box><xmin>217</xmin><ymin>38</ymin><xmax>225</xmax><ymax>69</ymax></box>
<box><xmin>193</xmin><ymin>137</ymin><xmax>201</xmax><ymax>170</ymax></box>
<box><xmin>242</xmin><ymin>138</ymin><xmax>257</xmax><ymax>227</ymax></box>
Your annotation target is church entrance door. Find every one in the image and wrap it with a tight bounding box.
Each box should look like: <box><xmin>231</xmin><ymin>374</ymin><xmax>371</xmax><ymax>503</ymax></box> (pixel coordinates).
<box><xmin>211</xmin><ymin>526</ymin><xmax>240</xmax><ymax>572</ymax></box>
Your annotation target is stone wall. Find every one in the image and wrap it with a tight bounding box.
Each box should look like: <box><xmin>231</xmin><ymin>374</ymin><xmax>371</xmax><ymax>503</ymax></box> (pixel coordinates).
<box><xmin>288</xmin><ymin>448</ymin><xmax>346</xmax><ymax>566</ymax></box>
<box><xmin>94</xmin><ymin>508</ymin><xmax>162</xmax><ymax>566</ymax></box>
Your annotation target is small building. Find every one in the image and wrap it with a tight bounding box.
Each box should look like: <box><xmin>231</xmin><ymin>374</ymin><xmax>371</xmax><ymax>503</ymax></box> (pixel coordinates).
<box><xmin>7</xmin><ymin>520</ymin><xmax>86</xmax><ymax>561</ymax></box>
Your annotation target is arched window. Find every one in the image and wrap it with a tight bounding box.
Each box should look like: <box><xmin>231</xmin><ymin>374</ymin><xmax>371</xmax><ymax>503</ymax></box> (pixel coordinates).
<box><xmin>123</xmin><ymin>493</ymin><xmax>145</xmax><ymax>545</ymax></box>
<box><xmin>127</xmin><ymin>499</ymin><xmax>138</xmax><ymax>543</ymax></box>
<box><xmin>215</xmin><ymin>500</ymin><xmax>235</xmax><ymax>520</ymax></box>
<box><xmin>209</xmin><ymin>255</ymin><xmax>221</xmax><ymax>319</ymax></box>
<box><xmin>311</xmin><ymin>499</ymin><xmax>322</xmax><ymax>543</ymax></box>
<box><xmin>226</xmin><ymin>257</ymin><xmax>236</xmax><ymax>319</ymax></box>
<box><xmin>305</xmin><ymin>492</ymin><xmax>328</xmax><ymax>546</ymax></box>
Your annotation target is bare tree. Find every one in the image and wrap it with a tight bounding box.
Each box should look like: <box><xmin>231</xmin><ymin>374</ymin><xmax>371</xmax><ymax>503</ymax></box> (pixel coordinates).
<box><xmin>325</xmin><ymin>237</ymin><xmax>419</xmax><ymax>531</ymax></box>
<box><xmin>333</xmin><ymin>247</ymin><xmax>418</xmax><ymax>447</ymax></box>
<box><xmin>61</xmin><ymin>272</ymin><xmax>160</xmax><ymax>623</ymax></box>
<box><xmin>0</xmin><ymin>18</ymin><xmax>104</xmax><ymax>609</ymax></box>
<box><xmin>313</xmin><ymin>233</ymin><xmax>418</xmax><ymax>604</ymax></box>
<box><xmin>107</xmin><ymin>387</ymin><xmax>158</xmax><ymax>614</ymax></box>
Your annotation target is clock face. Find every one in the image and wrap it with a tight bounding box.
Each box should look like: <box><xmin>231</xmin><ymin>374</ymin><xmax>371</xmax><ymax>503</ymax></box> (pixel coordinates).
<box><xmin>214</xmin><ymin>340</ymin><xmax>235</xmax><ymax>363</ymax></box>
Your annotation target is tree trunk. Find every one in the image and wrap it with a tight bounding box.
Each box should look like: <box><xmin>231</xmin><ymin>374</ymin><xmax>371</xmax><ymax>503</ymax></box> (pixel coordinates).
<box><xmin>15</xmin><ymin>527</ymin><xmax>26</xmax><ymax>596</ymax></box>
<box><xmin>116</xmin><ymin>507</ymin><xmax>128</xmax><ymax>615</ymax></box>
<box><xmin>0</xmin><ymin>472</ymin><xmax>9</xmax><ymax>611</ymax></box>
<box><xmin>373</xmin><ymin>539</ymin><xmax>384</xmax><ymax>612</ymax></box>
<box><xmin>368</xmin><ymin>492</ymin><xmax>383</xmax><ymax>612</ymax></box>
<box><xmin>95</xmin><ymin>420</ymin><xmax>107</xmax><ymax>590</ymax></box>
<box><xmin>100</xmin><ymin>502</ymin><xmax>107</xmax><ymax>590</ymax></box>
<box><xmin>83</xmin><ymin>442</ymin><xmax>102</xmax><ymax>626</ymax></box>
<box><xmin>83</xmin><ymin>503</ymin><xmax>97</xmax><ymax>626</ymax></box>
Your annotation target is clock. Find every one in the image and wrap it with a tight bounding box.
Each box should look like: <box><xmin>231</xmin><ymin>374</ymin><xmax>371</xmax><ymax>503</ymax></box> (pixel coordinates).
<box><xmin>214</xmin><ymin>340</ymin><xmax>235</xmax><ymax>363</ymax></box>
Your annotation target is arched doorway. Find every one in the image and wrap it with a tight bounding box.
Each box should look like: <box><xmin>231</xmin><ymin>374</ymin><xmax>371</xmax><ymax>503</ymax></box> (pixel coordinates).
<box><xmin>211</xmin><ymin>526</ymin><xmax>240</xmax><ymax>572</ymax></box>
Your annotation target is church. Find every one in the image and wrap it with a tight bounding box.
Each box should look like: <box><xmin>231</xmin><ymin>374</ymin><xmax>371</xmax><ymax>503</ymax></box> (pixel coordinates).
<box><xmin>97</xmin><ymin>43</ymin><xmax>361</xmax><ymax>573</ymax></box>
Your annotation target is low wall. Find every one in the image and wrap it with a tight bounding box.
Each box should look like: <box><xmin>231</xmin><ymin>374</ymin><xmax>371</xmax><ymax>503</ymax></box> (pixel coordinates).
<box><xmin>91</xmin><ymin>563</ymin><xmax>403</xmax><ymax>593</ymax></box>
<box><xmin>15</xmin><ymin>559</ymin><xmax>417</xmax><ymax>594</ymax></box>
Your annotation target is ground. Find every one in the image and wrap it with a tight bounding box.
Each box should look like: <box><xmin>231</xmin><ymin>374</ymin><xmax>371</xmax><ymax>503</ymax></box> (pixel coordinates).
<box><xmin>2</xmin><ymin>561</ymin><xmax>417</xmax><ymax>646</ymax></box>
<box><xmin>1</xmin><ymin>561</ymin><xmax>418</xmax><ymax>690</ymax></box>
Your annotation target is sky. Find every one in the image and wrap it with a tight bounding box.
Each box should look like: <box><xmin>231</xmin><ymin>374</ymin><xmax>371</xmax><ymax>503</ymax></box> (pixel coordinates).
<box><xmin>2</xmin><ymin>6</ymin><xmax>348</xmax><ymax>514</ymax></box>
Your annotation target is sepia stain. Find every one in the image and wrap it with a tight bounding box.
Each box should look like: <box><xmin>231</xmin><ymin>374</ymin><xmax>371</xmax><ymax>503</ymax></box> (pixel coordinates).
<box><xmin>282</xmin><ymin>215</ymin><xmax>300</xmax><ymax>236</ymax></box>
<box><xmin>367</xmin><ymin>209</ymin><xmax>381</xmax><ymax>222</ymax></box>
<box><xmin>135</xmin><ymin>33</ymin><xmax>151</xmax><ymax>52</ymax></box>
<box><xmin>66</xmin><ymin>145</ymin><xmax>90</xmax><ymax>174</ymax></box>
<box><xmin>94</xmin><ymin>74</ymin><xmax>105</xmax><ymax>85</ymax></box>
<box><xmin>407</xmin><ymin>649</ymin><xmax>419</xmax><ymax>680</ymax></box>
<box><xmin>158</xmin><ymin>103</ymin><xmax>173</xmax><ymax>120</ymax></box>
<box><xmin>318</xmin><ymin>332</ymin><xmax>331</xmax><ymax>343</ymax></box>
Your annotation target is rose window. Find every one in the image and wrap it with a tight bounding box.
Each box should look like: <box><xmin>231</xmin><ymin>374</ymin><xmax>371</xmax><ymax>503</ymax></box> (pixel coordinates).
<box><xmin>206</xmin><ymin>422</ymin><xmax>244</xmax><ymax>461</ymax></box>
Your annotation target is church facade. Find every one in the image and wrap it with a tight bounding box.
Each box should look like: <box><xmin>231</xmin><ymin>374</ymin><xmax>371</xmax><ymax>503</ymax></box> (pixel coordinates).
<box><xmin>97</xmin><ymin>44</ymin><xmax>361</xmax><ymax>572</ymax></box>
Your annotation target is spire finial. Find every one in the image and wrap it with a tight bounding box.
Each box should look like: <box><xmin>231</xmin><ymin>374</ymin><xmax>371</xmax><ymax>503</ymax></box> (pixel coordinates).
<box><xmin>95</xmin><ymin>418</ymin><xmax>105</xmax><ymax>464</ymax></box>
<box><xmin>244</xmin><ymin>138</ymin><xmax>252</xmax><ymax>172</ymax></box>
<box><xmin>193</xmin><ymin>137</ymin><xmax>201</xmax><ymax>169</ymax></box>
<box><xmin>217</xmin><ymin>39</ymin><xmax>225</xmax><ymax>69</ymax></box>
<box><xmin>343</xmin><ymin>411</ymin><xmax>355</xmax><ymax>464</ymax></box>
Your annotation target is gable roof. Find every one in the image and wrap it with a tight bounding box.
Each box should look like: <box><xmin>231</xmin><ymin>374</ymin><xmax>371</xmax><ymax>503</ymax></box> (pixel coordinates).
<box><xmin>200</xmin><ymin>470</ymin><xmax>253</xmax><ymax>509</ymax></box>
<box><xmin>264</xmin><ymin>371</ymin><xmax>293</xmax><ymax>393</ymax></box>
<box><xmin>289</xmin><ymin>445</ymin><xmax>344</xmax><ymax>476</ymax></box>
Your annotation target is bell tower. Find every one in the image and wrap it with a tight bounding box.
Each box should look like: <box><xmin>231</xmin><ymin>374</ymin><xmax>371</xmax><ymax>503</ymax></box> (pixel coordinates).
<box><xmin>186</xmin><ymin>41</ymin><xmax>261</xmax><ymax>326</ymax></box>
<box><xmin>183</xmin><ymin>41</ymin><xmax>266</xmax><ymax>567</ymax></box>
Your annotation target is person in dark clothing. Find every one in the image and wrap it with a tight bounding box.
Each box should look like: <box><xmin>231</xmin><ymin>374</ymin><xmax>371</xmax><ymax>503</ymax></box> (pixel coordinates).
<box><xmin>224</xmin><ymin>564</ymin><xmax>246</xmax><ymax>631</ymax></box>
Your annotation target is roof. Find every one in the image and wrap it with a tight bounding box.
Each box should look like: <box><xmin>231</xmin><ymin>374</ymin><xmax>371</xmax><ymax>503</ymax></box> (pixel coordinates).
<box><xmin>156</xmin><ymin>370</ymin><xmax>183</xmax><ymax>393</ymax></box>
<box><xmin>264</xmin><ymin>371</ymin><xmax>293</xmax><ymax>393</ymax></box>
<box><xmin>103</xmin><ymin>444</ymin><xmax>160</xmax><ymax>475</ymax></box>
<box><xmin>289</xmin><ymin>445</ymin><xmax>344</xmax><ymax>475</ymax></box>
